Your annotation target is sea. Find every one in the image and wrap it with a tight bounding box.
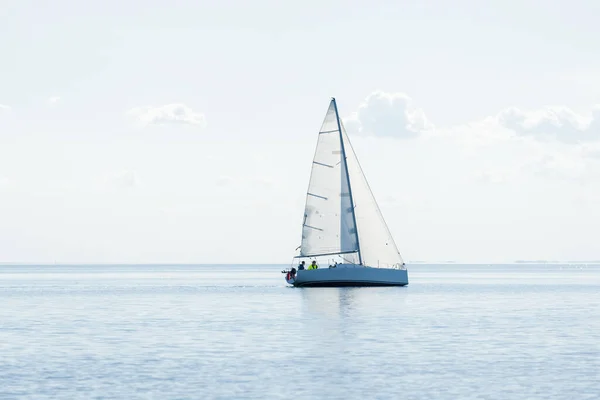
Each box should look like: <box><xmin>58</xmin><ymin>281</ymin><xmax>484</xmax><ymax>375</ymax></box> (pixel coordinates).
<box><xmin>1</xmin><ymin>263</ymin><xmax>599</xmax><ymax>399</ymax></box>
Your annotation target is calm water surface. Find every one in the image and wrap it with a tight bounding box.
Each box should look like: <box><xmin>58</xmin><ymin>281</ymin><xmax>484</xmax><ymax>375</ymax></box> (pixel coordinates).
<box><xmin>1</xmin><ymin>264</ymin><xmax>599</xmax><ymax>399</ymax></box>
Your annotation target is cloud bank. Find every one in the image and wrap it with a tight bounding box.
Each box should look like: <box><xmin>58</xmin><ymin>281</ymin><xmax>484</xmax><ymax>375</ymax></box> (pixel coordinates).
<box><xmin>497</xmin><ymin>105</ymin><xmax>600</xmax><ymax>143</ymax></box>
<box><xmin>341</xmin><ymin>91</ymin><xmax>600</xmax><ymax>187</ymax></box>
<box><xmin>48</xmin><ymin>96</ymin><xmax>61</xmax><ymax>105</ymax></box>
<box><xmin>344</xmin><ymin>91</ymin><xmax>600</xmax><ymax>146</ymax></box>
<box><xmin>127</xmin><ymin>104</ymin><xmax>206</xmax><ymax>128</ymax></box>
<box><xmin>110</xmin><ymin>170</ymin><xmax>139</xmax><ymax>189</ymax></box>
<box><xmin>343</xmin><ymin>91</ymin><xmax>433</xmax><ymax>138</ymax></box>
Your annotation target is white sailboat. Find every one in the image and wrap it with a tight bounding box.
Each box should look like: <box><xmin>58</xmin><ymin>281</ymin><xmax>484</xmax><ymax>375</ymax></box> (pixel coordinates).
<box><xmin>284</xmin><ymin>98</ymin><xmax>409</xmax><ymax>287</ymax></box>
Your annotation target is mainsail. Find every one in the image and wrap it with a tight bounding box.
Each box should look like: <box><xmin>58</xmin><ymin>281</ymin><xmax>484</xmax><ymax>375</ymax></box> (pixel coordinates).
<box><xmin>299</xmin><ymin>100</ymin><xmax>359</xmax><ymax>258</ymax></box>
<box><xmin>299</xmin><ymin>98</ymin><xmax>404</xmax><ymax>269</ymax></box>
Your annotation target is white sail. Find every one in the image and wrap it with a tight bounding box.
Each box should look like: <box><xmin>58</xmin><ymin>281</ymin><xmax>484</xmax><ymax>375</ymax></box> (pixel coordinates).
<box><xmin>299</xmin><ymin>100</ymin><xmax>359</xmax><ymax>258</ymax></box>
<box><xmin>340</xmin><ymin>120</ymin><xmax>405</xmax><ymax>269</ymax></box>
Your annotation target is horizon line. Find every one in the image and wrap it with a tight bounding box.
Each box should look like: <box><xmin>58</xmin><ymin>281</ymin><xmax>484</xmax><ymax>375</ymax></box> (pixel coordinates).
<box><xmin>1</xmin><ymin>260</ymin><xmax>600</xmax><ymax>266</ymax></box>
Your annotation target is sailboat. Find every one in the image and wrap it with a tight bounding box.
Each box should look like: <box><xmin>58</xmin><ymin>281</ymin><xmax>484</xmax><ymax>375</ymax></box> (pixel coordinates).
<box><xmin>284</xmin><ymin>98</ymin><xmax>409</xmax><ymax>287</ymax></box>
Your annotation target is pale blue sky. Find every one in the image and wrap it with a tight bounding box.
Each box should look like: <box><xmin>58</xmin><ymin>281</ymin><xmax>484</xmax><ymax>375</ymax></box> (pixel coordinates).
<box><xmin>1</xmin><ymin>0</ymin><xmax>599</xmax><ymax>263</ymax></box>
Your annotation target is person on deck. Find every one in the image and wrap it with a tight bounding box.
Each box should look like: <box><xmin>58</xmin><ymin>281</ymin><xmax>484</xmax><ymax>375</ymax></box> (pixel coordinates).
<box><xmin>298</xmin><ymin>261</ymin><xmax>305</xmax><ymax>270</ymax></box>
<box><xmin>308</xmin><ymin>260</ymin><xmax>319</xmax><ymax>270</ymax></box>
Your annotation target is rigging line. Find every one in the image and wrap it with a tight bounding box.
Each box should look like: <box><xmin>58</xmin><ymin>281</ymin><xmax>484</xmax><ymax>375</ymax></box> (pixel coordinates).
<box><xmin>312</xmin><ymin>161</ymin><xmax>334</xmax><ymax>168</ymax></box>
<box><xmin>303</xmin><ymin>224</ymin><xmax>323</xmax><ymax>231</ymax></box>
<box><xmin>307</xmin><ymin>192</ymin><xmax>328</xmax><ymax>200</ymax></box>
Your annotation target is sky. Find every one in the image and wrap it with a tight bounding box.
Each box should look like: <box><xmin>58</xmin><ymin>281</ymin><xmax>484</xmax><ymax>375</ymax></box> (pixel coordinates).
<box><xmin>1</xmin><ymin>0</ymin><xmax>600</xmax><ymax>263</ymax></box>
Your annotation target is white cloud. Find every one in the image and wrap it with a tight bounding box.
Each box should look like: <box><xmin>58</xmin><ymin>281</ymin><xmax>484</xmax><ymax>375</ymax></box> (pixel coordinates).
<box><xmin>0</xmin><ymin>104</ymin><xmax>11</xmax><ymax>113</ymax></box>
<box><xmin>215</xmin><ymin>175</ymin><xmax>234</xmax><ymax>187</ymax></box>
<box><xmin>342</xmin><ymin>90</ymin><xmax>600</xmax><ymax>150</ymax></box>
<box><xmin>0</xmin><ymin>176</ymin><xmax>9</xmax><ymax>189</ymax></box>
<box><xmin>581</xmin><ymin>142</ymin><xmax>600</xmax><ymax>159</ymax></box>
<box><xmin>340</xmin><ymin>91</ymin><xmax>600</xmax><ymax>186</ymax></box>
<box><xmin>213</xmin><ymin>175</ymin><xmax>276</xmax><ymax>189</ymax></box>
<box><xmin>524</xmin><ymin>150</ymin><xmax>599</xmax><ymax>182</ymax></box>
<box><xmin>474</xmin><ymin>167</ymin><xmax>519</xmax><ymax>184</ymax></box>
<box><xmin>252</xmin><ymin>176</ymin><xmax>275</xmax><ymax>188</ymax></box>
<box><xmin>48</xmin><ymin>96</ymin><xmax>61</xmax><ymax>105</ymax></box>
<box><xmin>378</xmin><ymin>194</ymin><xmax>428</xmax><ymax>208</ymax></box>
<box><xmin>127</xmin><ymin>103</ymin><xmax>207</xmax><ymax>128</ymax></box>
<box><xmin>469</xmin><ymin>130</ymin><xmax>600</xmax><ymax>187</ymax></box>
<box><xmin>109</xmin><ymin>170</ymin><xmax>139</xmax><ymax>189</ymax></box>
<box><xmin>343</xmin><ymin>91</ymin><xmax>433</xmax><ymax>138</ymax></box>
<box><xmin>497</xmin><ymin>105</ymin><xmax>600</xmax><ymax>143</ymax></box>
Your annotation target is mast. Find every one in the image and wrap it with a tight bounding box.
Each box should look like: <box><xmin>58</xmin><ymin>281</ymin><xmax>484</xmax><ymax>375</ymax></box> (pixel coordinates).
<box><xmin>332</xmin><ymin>97</ymin><xmax>363</xmax><ymax>265</ymax></box>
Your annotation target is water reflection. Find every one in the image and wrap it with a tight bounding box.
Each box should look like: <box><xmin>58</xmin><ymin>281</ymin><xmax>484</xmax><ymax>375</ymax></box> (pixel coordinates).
<box><xmin>298</xmin><ymin>286</ymin><xmax>409</xmax><ymax>320</ymax></box>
